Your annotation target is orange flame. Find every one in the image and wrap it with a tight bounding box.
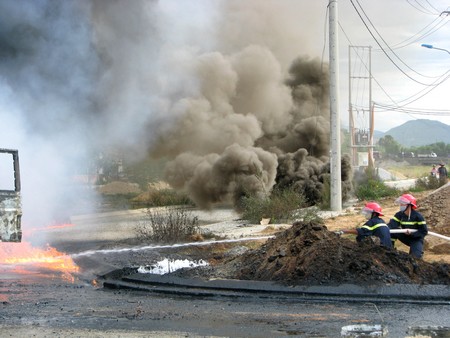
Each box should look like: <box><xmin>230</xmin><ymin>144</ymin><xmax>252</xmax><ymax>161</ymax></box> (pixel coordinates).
<box><xmin>0</xmin><ymin>241</ymin><xmax>79</xmax><ymax>282</ymax></box>
<box><xmin>22</xmin><ymin>223</ymin><xmax>75</xmax><ymax>236</ymax></box>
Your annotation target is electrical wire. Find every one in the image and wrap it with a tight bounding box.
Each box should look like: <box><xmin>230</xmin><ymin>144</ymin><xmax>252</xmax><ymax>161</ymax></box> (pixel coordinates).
<box><xmin>374</xmin><ymin>102</ymin><xmax>450</xmax><ymax>115</ymax></box>
<box><xmin>339</xmin><ymin>24</ymin><xmax>399</xmax><ymax>107</ymax></box>
<box><xmin>350</xmin><ymin>0</ymin><xmax>450</xmax><ymax>87</ymax></box>
<box><xmin>424</xmin><ymin>0</ymin><xmax>441</xmax><ymax>14</ymax></box>
<box><xmin>394</xmin><ymin>70</ymin><xmax>450</xmax><ymax>106</ymax></box>
<box><xmin>406</xmin><ymin>0</ymin><xmax>438</xmax><ymax>15</ymax></box>
<box><xmin>341</xmin><ymin>3</ymin><xmax>450</xmax><ymax>124</ymax></box>
<box><xmin>339</xmin><ymin>21</ymin><xmax>442</xmax><ymax>123</ymax></box>
<box><xmin>384</xmin><ymin>15</ymin><xmax>448</xmax><ymax>51</ymax></box>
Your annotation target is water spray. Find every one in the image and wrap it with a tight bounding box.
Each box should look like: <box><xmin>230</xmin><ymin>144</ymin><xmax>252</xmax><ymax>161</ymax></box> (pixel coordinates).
<box><xmin>70</xmin><ymin>236</ymin><xmax>274</xmax><ymax>259</ymax></box>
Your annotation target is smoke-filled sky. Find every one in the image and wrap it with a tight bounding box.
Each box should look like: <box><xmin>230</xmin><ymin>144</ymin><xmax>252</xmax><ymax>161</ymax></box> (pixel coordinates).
<box><xmin>4</xmin><ymin>0</ymin><xmax>445</xmax><ymax>226</ymax></box>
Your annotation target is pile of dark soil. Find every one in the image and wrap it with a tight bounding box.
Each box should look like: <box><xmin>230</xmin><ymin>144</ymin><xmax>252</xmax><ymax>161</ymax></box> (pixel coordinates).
<box><xmin>419</xmin><ymin>184</ymin><xmax>450</xmax><ymax>236</ymax></box>
<box><xmin>177</xmin><ymin>221</ymin><xmax>450</xmax><ymax>286</ymax></box>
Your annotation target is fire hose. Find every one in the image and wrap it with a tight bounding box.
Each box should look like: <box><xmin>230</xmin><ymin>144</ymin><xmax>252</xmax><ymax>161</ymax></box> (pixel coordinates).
<box><xmin>390</xmin><ymin>229</ymin><xmax>450</xmax><ymax>241</ymax></box>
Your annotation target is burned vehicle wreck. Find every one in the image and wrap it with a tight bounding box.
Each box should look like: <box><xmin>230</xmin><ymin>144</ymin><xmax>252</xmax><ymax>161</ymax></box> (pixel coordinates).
<box><xmin>0</xmin><ymin>148</ymin><xmax>22</xmax><ymax>242</ymax></box>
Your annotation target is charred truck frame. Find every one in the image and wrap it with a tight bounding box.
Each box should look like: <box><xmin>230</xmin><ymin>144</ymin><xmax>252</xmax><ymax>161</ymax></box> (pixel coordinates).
<box><xmin>0</xmin><ymin>149</ymin><xmax>22</xmax><ymax>242</ymax></box>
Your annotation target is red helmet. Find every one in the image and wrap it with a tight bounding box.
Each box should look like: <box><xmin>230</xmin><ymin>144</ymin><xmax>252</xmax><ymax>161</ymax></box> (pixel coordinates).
<box><xmin>395</xmin><ymin>193</ymin><xmax>417</xmax><ymax>209</ymax></box>
<box><xmin>362</xmin><ymin>202</ymin><xmax>383</xmax><ymax>216</ymax></box>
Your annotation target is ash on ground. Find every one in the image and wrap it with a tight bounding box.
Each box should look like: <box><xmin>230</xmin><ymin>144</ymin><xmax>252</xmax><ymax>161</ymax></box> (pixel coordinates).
<box><xmin>173</xmin><ymin>221</ymin><xmax>449</xmax><ymax>286</ymax></box>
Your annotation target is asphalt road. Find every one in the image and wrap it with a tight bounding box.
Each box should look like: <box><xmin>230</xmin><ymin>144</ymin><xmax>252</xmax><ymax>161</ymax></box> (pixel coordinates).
<box><xmin>1</xmin><ymin>273</ymin><xmax>450</xmax><ymax>338</ymax></box>
<box><xmin>1</xmin><ymin>208</ymin><xmax>449</xmax><ymax>337</ymax></box>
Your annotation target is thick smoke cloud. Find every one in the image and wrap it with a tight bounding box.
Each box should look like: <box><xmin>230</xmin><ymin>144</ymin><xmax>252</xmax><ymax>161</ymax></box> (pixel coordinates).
<box><xmin>0</xmin><ymin>1</ymin><xmax>352</xmax><ymax>227</ymax></box>
<box><xmin>165</xmin><ymin>144</ymin><xmax>278</xmax><ymax>209</ymax></box>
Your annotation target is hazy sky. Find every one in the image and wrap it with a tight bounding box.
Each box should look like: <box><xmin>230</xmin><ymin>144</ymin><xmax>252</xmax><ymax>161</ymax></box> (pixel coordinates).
<box><xmin>334</xmin><ymin>0</ymin><xmax>450</xmax><ymax>132</ymax></box>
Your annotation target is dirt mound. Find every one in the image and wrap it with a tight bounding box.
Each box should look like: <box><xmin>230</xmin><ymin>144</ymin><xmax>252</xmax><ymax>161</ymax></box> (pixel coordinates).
<box><xmin>173</xmin><ymin>185</ymin><xmax>450</xmax><ymax>286</ymax></box>
<box><xmin>190</xmin><ymin>221</ymin><xmax>449</xmax><ymax>286</ymax></box>
<box><xmin>419</xmin><ymin>183</ymin><xmax>450</xmax><ymax>236</ymax></box>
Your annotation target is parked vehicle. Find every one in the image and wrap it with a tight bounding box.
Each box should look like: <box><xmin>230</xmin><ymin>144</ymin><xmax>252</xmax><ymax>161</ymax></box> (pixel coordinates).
<box><xmin>399</xmin><ymin>152</ymin><xmax>415</xmax><ymax>158</ymax></box>
<box><xmin>0</xmin><ymin>148</ymin><xmax>22</xmax><ymax>242</ymax></box>
<box><xmin>417</xmin><ymin>152</ymin><xmax>437</xmax><ymax>158</ymax></box>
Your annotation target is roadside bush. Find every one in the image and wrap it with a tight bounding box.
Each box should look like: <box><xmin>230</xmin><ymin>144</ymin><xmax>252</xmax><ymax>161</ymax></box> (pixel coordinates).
<box><xmin>292</xmin><ymin>206</ymin><xmax>324</xmax><ymax>224</ymax></box>
<box><xmin>132</xmin><ymin>189</ymin><xmax>193</xmax><ymax>208</ymax></box>
<box><xmin>240</xmin><ymin>187</ymin><xmax>306</xmax><ymax>224</ymax></box>
<box><xmin>354</xmin><ymin>178</ymin><xmax>399</xmax><ymax>200</ymax></box>
<box><xmin>319</xmin><ymin>176</ymin><xmax>331</xmax><ymax>210</ymax></box>
<box><xmin>100</xmin><ymin>193</ymin><xmax>140</xmax><ymax>211</ymax></box>
<box><xmin>414</xmin><ymin>175</ymin><xmax>440</xmax><ymax>191</ymax></box>
<box><xmin>135</xmin><ymin>206</ymin><xmax>200</xmax><ymax>243</ymax></box>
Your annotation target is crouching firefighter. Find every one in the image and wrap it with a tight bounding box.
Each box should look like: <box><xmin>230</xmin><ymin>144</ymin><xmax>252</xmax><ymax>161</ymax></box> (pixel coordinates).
<box><xmin>388</xmin><ymin>193</ymin><xmax>428</xmax><ymax>259</ymax></box>
<box><xmin>336</xmin><ymin>202</ymin><xmax>392</xmax><ymax>248</ymax></box>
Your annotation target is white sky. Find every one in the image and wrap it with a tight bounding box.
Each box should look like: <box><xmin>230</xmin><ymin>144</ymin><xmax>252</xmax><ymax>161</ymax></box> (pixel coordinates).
<box><xmin>324</xmin><ymin>0</ymin><xmax>450</xmax><ymax>132</ymax></box>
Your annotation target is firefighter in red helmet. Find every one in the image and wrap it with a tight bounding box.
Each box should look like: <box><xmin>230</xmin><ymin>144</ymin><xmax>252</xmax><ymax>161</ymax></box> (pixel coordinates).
<box><xmin>336</xmin><ymin>202</ymin><xmax>392</xmax><ymax>248</ymax></box>
<box><xmin>388</xmin><ymin>193</ymin><xmax>428</xmax><ymax>258</ymax></box>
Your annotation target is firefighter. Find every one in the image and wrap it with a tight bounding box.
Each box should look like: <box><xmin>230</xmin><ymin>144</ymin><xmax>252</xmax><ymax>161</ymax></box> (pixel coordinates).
<box><xmin>388</xmin><ymin>193</ymin><xmax>428</xmax><ymax>259</ymax></box>
<box><xmin>336</xmin><ymin>202</ymin><xmax>392</xmax><ymax>248</ymax></box>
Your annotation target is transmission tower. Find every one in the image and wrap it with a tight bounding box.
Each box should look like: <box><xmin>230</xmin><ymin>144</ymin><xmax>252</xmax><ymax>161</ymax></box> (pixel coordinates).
<box><xmin>348</xmin><ymin>46</ymin><xmax>375</xmax><ymax>168</ymax></box>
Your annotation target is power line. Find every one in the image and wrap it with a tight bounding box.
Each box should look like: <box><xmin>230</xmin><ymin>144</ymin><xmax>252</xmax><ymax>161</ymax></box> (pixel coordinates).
<box><xmin>424</xmin><ymin>0</ymin><xmax>441</xmax><ymax>13</ymax></box>
<box><xmin>342</xmin><ymin>2</ymin><xmax>450</xmax><ymax>124</ymax></box>
<box><xmin>406</xmin><ymin>0</ymin><xmax>438</xmax><ymax>15</ymax></box>
<box><xmin>339</xmin><ymin>24</ymin><xmax>399</xmax><ymax>106</ymax></box>
<box><xmin>374</xmin><ymin>102</ymin><xmax>450</xmax><ymax>115</ymax></box>
<box><xmin>385</xmin><ymin>15</ymin><xmax>448</xmax><ymax>51</ymax></box>
<box><xmin>350</xmin><ymin>0</ymin><xmax>450</xmax><ymax>85</ymax></box>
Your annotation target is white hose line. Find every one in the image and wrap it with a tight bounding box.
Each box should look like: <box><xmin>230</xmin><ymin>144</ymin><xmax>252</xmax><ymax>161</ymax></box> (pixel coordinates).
<box><xmin>428</xmin><ymin>231</ymin><xmax>450</xmax><ymax>241</ymax></box>
<box><xmin>390</xmin><ymin>229</ymin><xmax>450</xmax><ymax>241</ymax></box>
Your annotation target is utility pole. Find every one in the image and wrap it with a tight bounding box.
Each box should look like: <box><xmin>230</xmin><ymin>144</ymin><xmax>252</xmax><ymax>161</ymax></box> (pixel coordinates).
<box><xmin>329</xmin><ymin>0</ymin><xmax>342</xmax><ymax>211</ymax></box>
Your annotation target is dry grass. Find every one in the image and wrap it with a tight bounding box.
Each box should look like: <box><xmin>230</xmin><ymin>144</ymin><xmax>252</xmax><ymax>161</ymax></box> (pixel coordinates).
<box><xmin>384</xmin><ymin>165</ymin><xmax>430</xmax><ymax>179</ymax></box>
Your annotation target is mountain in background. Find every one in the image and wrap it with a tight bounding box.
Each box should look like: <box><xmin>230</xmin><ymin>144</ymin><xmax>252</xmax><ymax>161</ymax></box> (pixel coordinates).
<box><xmin>383</xmin><ymin>119</ymin><xmax>450</xmax><ymax>147</ymax></box>
<box><xmin>373</xmin><ymin>129</ymin><xmax>384</xmax><ymax>143</ymax></box>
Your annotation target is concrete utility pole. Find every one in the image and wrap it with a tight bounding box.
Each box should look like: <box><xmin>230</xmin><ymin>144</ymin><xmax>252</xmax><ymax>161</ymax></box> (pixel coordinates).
<box><xmin>329</xmin><ymin>0</ymin><xmax>342</xmax><ymax>211</ymax></box>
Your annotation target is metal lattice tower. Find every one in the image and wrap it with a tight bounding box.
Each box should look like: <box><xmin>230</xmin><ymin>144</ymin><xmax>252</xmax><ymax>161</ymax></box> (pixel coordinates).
<box><xmin>348</xmin><ymin>46</ymin><xmax>375</xmax><ymax>168</ymax></box>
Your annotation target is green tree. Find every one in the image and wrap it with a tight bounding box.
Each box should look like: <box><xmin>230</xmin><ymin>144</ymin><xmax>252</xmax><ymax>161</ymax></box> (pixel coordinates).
<box><xmin>378</xmin><ymin>135</ymin><xmax>401</xmax><ymax>157</ymax></box>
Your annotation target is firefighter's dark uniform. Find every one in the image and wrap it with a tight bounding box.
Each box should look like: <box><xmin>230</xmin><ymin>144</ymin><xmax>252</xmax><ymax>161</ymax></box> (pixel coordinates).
<box><xmin>356</xmin><ymin>217</ymin><xmax>392</xmax><ymax>248</ymax></box>
<box><xmin>388</xmin><ymin>210</ymin><xmax>428</xmax><ymax>258</ymax></box>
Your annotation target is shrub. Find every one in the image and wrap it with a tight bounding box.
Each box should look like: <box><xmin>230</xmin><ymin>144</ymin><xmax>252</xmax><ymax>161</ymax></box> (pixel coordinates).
<box><xmin>132</xmin><ymin>189</ymin><xmax>193</xmax><ymax>208</ymax></box>
<box><xmin>413</xmin><ymin>175</ymin><xmax>440</xmax><ymax>192</ymax></box>
<box><xmin>100</xmin><ymin>193</ymin><xmax>140</xmax><ymax>210</ymax></box>
<box><xmin>292</xmin><ymin>206</ymin><xmax>324</xmax><ymax>224</ymax></box>
<box><xmin>354</xmin><ymin>178</ymin><xmax>399</xmax><ymax>200</ymax></box>
<box><xmin>319</xmin><ymin>176</ymin><xmax>331</xmax><ymax>209</ymax></box>
<box><xmin>240</xmin><ymin>187</ymin><xmax>306</xmax><ymax>224</ymax></box>
<box><xmin>135</xmin><ymin>206</ymin><xmax>200</xmax><ymax>243</ymax></box>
